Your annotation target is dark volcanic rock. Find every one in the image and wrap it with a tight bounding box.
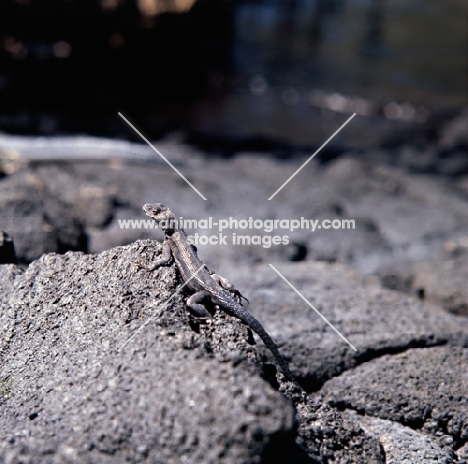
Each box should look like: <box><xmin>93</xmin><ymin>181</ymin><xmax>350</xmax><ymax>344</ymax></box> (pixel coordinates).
<box><xmin>343</xmin><ymin>412</ymin><xmax>454</xmax><ymax>464</ymax></box>
<box><xmin>0</xmin><ymin>241</ymin><xmax>385</xmax><ymax>463</ymax></box>
<box><xmin>293</xmin><ymin>398</ymin><xmax>385</xmax><ymax>463</ymax></box>
<box><xmin>319</xmin><ymin>346</ymin><xmax>468</xmax><ymax>461</ymax></box>
<box><xmin>1</xmin><ymin>134</ymin><xmax>466</xmax><ymax>460</ymax></box>
<box><xmin>0</xmin><ymin>170</ymin><xmax>87</xmax><ymax>262</ymax></box>
<box><xmin>0</xmin><ymin>241</ymin><xmax>295</xmax><ymax>463</ymax></box>
<box><xmin>379</xmin><ymin>244</ymin><xmax>468</xmax><ymax>316</ymax></box>
<box><xmin>30</xmin><ymin>164</ymin><xmax>116</xmax><ymax>229</ymax></box>
<box><xmin>224</xmin><ymin>261</ymin><xmax>468</xmax><ymax>391</ymax></box>
<box><xmin>410</xmin><ymin>245</ymin><xmax>468</xmax><ymax>316</ymax></box>
<box><xmin>202</xmin><ymin>259</ymin><xmax>468</xmax><ymax>459</ymax></box>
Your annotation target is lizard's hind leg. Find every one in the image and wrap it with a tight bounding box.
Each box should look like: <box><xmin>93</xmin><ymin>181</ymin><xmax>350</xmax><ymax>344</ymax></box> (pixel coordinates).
<box><xmin>187</xmin><ymin>291</ymin><xmax>213</xmax><ymax>319</ymax></box>
<box><xmin>210</xmin><ymin>273</ymin><xmax>249</xmax><ymax>304</ymax></box>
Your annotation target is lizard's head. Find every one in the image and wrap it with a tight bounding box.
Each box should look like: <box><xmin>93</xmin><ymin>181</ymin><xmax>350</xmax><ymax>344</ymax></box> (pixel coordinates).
<box><xmin>143</xmin><ymin>203</ymin><xmax>177</xmax><ymax>232</ymax></box>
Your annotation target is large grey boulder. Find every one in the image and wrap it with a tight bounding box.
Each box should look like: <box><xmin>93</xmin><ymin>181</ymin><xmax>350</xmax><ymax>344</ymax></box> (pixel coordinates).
<box><xmin>320</xmin><ymin>347</ymin><xmax>467</xmax><ymax>463</ymax></box>
<box><xmin>0</xmin><ymin>241</ymin><xmax>384</xmax><ymax>463</ymax></box>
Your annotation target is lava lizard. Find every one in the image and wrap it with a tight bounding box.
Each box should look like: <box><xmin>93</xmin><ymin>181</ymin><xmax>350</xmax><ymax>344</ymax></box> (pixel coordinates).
<box><xmin>138</xmin><ymin>203</ymin><xmax>297</xmax><ymax>383</ymax></box>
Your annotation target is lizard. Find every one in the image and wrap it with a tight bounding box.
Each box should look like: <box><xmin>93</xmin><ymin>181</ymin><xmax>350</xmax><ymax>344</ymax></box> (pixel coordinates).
<box><xmin>137</xmin><ymin>203</ymin><xmax>298</xmax><ymax>384</ymax></box>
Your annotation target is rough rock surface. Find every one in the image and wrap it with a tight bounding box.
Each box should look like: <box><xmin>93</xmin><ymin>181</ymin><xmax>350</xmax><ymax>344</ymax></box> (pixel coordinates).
<box><xmin>0</xmin><ymin>170</ymin><xmax>87</xmax><ymax>262</ymax></box>
<box><xmin>343</xmin><ymin>412</ymin><xmax>454</xmax><ymax>464</ymax></box>
<box><xmin>229</xmin><ymin>260</ymin><xmax>468</xmax><ymax>462</ymax></box>
<box><xmin>226</xmin><ymin>261</ymin><xmax>467</xmax><ymax>391</ymax></box>
<box><xmin>1</xmin><ymin>238</ymin><xmax>467</xmax><ymax>461</ymax></box>
<box><xmin>0</xmin><ymin>243</ymin><xmax>293</xmax><ymax>463</ymax></box>
<box><xmin>319</xmin><ymin>347</ymin><xmax>468</xmax><ymax>463</ymax></box>
<box><xmin>0</xmin><ymin>241</ymin><xmax>385</xmax><ymax>463</ymax></box>
<box><xmin>293</xmin><ymin>399</ymin><xmax>385</xmax><ymax>463</ymax></box>
<box><xmin>0</xmin><ymin>111</ymin><xmax>466</xmax><ymax>461</ymax></box>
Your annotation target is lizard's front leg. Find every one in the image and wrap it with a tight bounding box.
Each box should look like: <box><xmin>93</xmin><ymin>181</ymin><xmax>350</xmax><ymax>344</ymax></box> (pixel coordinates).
<box><xmin>135</xmin><ymin>240</ymin><xmax>172</xmax><ymax>271</ymax></box>
<box><xmin>187</xmin><ymin>291</ymin><xmax>213</xmax><ymax>319</ymax></box>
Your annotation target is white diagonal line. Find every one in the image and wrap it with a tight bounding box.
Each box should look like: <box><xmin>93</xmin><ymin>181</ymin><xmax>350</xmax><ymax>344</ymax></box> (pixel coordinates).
<box><xmin>268</xmin><ymin>264</ymin><xmax>357</xmax><ymax>351</ymax></box>
<box><xmin>117</xmin><ymin>264</ymin><xmax>205</xmax><ymax>351</ymax></box>
<box><xmin>118</xmin><ymin>112</ymin><xmax>207</xmax><ymax>201</ymax></box>
<box><xmin>268</xmin><ymin>113</ymin><xmax>356</xmax><ymax>200</ymax></box>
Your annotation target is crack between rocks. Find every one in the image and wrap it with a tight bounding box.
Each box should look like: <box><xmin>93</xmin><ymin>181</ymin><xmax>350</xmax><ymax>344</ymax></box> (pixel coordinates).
<box><xmin>300</xmin><ymin>333</ymin><xmax>467</xmax><ymax>393</ymax></box>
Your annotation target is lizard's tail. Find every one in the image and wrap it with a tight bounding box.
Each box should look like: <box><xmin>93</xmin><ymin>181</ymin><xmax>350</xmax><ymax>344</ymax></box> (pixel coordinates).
<box><xmin>227</xmin><ymin>305</ymin><xmax>297</xmax><ymax>382</ymax></box>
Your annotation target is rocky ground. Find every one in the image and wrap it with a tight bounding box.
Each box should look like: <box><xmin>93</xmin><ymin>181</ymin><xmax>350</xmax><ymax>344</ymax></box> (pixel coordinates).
<box><xmin>0</xmin><ymin>108</ymin><xmax>467</xmax><ymax>462</ymax></box>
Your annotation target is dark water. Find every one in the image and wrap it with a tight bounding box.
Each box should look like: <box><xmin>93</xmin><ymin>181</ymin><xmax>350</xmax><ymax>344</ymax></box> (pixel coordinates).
<box><xmin>233</xmin><ymin>0</ymin><xmax>466</xmax><ymax>107</ymax></box>
<box><xmin>0</xmin><ymin>0</ymin><xmax>464</xmax><ymax>138</ymax></box>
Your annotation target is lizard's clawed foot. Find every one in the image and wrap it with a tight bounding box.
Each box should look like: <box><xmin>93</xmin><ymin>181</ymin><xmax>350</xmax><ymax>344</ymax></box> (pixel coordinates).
<box><xmin>210</xmin><ymin>273</ymin><xmax>249</xmax><ymax>304</ymax></box>
<box><xmin>229</xmin><ymin>288</ymin><xmax>249</xmax><ymax>305</ymax></box>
